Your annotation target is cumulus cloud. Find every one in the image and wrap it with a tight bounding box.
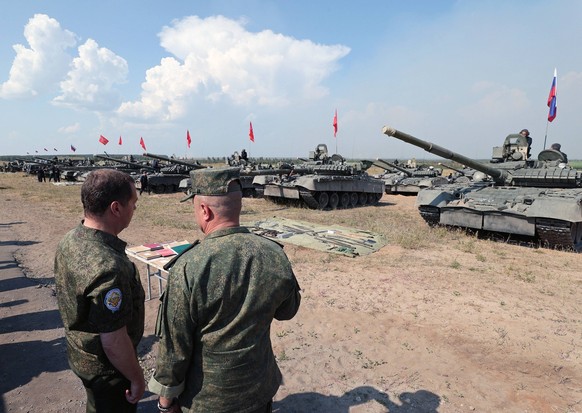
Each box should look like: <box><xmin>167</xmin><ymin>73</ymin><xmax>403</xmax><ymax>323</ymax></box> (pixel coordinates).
<box><xmin>118</xmin><ymin>15</ymin><xmax>350</xmax><ymax>121</ymax></box>
<box><xmin>58</xmin><ymin>123</ymin><xmax>81</xmax><ymax>133</ymax></box>
<box><xmin>53</xmin><ymin>39</ymin><xmax>128</xmax><ymax>111</ymax></box>
<box><xmin>0</xmin><ymin>14</ymin><xmax>76</xmax><ymax>99</ymax></box>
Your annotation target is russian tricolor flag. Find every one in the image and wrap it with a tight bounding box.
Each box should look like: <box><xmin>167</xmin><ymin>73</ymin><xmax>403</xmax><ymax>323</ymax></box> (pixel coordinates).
<box><xmin>547</xmin><ymin>68</ymin><xmax>557</xmax><ymax>122</ymax></box>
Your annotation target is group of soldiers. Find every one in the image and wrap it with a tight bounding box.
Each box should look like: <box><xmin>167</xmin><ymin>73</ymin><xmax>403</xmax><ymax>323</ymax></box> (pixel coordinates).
<box><xmin>36</xmin><ymin>165</ymin><xmax>61</xmax><ymax>182</ymax></box>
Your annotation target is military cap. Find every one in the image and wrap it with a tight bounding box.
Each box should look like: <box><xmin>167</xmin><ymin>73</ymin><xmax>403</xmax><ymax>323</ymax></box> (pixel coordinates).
<box><xmin>180</xmin><ymin>167</ymin><xmax>242</xmax><ymax>202</ymax></box>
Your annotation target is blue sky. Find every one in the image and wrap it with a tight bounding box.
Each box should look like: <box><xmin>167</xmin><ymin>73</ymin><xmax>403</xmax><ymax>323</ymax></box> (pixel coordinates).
<box><xmin>1</xmin><ymin>1</ymin><xmax>581</xmax><ymax>160</ymax></box>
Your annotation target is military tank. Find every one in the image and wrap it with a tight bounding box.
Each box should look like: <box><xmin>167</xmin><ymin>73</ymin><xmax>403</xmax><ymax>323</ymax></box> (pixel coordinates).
<box><xmin>437</xmin><ymin>162</ymin><xmax>476</xmax><ymax>184</ymax></box>
<box><xmin>374</xmin><ymin>159</ymin><xmax>448</xmax><ymax>195</ymax></box>
<box><xmin>382</xmin><ymin>125</ymin><xmax>582</xmax><ymax>250</ymax></box>
<box><xmin>259</xmin><ymin>144</ymin><xmax>384</xmax><ymax>209</ymax></box>
<box><xmin>142</xmin><ymin>153</ymin><xmax>208</xmax><ymax>194</ymax></box>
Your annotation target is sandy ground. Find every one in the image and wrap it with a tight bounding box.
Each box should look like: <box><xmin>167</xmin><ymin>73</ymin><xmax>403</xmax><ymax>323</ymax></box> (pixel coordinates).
<box><xmin>1</xmin><ymin>173</ymin><xmax>582</xmax><ymax>413</ymax></box>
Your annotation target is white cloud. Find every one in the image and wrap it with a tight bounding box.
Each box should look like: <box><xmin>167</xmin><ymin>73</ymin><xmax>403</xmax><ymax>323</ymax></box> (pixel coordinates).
<box><xmin>58</xmin><ymin>123</ymin><xmax>81</xmax><ymax>133</ymax></box>
<box><xmin>118</xmin><ymin>15</ymin><xmax>350</xmax><ymax>121</ymax></box>
<box><xmin>52</xmin><ymin>39</ymin><xmax>128</xmax><ymax>111</ymax></box>
<box><xmin>0</xmin><ymin>14</ymin><xmax>76</xmax><ymax>99</ymax></box>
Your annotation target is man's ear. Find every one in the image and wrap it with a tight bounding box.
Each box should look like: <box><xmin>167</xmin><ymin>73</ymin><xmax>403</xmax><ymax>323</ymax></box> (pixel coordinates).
<box><xmin>110</xmin><ymin>201</ymin><xmax>121</xmax><ymax>217</ymax></box>
<box><xmin>199</xmin><ymin>202</ymin><xmax>213</xmax><ymax>221</ymax></box>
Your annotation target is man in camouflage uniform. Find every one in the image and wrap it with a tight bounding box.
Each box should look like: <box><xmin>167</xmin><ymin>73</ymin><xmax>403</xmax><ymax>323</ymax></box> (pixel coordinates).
<box><xmin>54</xmin><ymin>169</ymin><xmax>145</xmax><ymax>413</ymax></box>
<box><xmin>149</xmin><ymin>167</ymin><xmax>301</xmax><ymax>413</ymax></box>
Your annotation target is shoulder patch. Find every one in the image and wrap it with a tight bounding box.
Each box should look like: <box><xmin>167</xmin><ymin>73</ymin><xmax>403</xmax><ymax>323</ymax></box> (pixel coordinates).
<box><xmin>104</xmin><ymin>288</ymin><xmax>122</xmax><ymax>312</ymax></box>
<box><xmin>163</xmin><ymin>239</ymin><xmax>200</xmax><ymax>271</ymax></box>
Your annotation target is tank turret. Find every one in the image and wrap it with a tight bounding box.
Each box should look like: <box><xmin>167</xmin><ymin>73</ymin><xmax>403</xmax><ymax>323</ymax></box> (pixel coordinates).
<box><xmin>382</xmin><ymin>126</ymin><xmax>576</xmax><ymax>188</ymax></box>
<box><xmin>381</xmin><ymin>125</ymin><xmax>582</xmax><ymax>250</ymax></box>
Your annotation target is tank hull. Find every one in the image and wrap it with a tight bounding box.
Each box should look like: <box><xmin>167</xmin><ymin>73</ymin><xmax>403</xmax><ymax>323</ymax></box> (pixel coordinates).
<box><xmin>263</xmin><ymin>173</ymin><xmax>385</xmax><ymax>209</ymax></box>
<box><xmin>416</xmin><ymin>183</ymin><xmax>582</xmax><ymax>249</ymax></box>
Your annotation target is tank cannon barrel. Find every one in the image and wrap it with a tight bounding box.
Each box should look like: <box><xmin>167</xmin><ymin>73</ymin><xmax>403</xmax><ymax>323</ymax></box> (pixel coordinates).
<box><xmin>143</xmin><ymin>153</ymin><xmax>206</xmax><ymax>170</ymax></box>
<box><xmin>382</xmin><ymin>126</ymin><xmax>508</xmax><ymax>184</ymax></box>
<box><xmin>94</xmin><ymin>154</ymin><xmax>156</xmax><ymax>171</ymax></box>
<box><xmin>373</xmin><ymin>159</ymin><xmax>412</xmax><ymax>176</ymax></box>
<box><xmin>241</xmin><ymin>167</ymin><xmax>309</xmax><ymax>177</ymax></box>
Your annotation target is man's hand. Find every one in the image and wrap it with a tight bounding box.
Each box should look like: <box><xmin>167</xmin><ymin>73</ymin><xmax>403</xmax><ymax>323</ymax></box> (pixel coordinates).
<box><xmin>158</xmin><ymin>396</ymin><xmax>181</xmax><ymax>412</ymax></box>
<box><xmin>125</xmin><ymin>377</ymin><xmax>146</xmax><ymax>404</ymax></box>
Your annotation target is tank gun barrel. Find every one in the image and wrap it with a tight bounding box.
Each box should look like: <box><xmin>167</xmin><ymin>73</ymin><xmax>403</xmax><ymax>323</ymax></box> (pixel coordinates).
<box><xmin>143</xmin><ymin>153</ymin><xmax>206</xmax><ymax>170</ymax></box>
<box><xmin>241</xmin><ymin>167</ymin><xmax>309</xmax><ymax>176</ymax></box>
<box><xmin>94</xmin><ymin>154</ymin><xmax>156</xmax><ymax>170</ymax></box>
<box><xmin>374</xmin><ymin>159</ymin><xmax>412</xmax><ymax>176</ymax></box>
<box><xmin>382</xmin><ymin>126</ymin><xmax>508</xmax><ymax>184</ymax></box>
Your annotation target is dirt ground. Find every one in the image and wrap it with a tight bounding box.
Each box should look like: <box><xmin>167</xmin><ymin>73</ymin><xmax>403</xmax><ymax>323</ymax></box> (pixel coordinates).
<box><xmin>1</xmin><ymin>172</ymin><xmax>581</xmax><ymax>413</ymax></box>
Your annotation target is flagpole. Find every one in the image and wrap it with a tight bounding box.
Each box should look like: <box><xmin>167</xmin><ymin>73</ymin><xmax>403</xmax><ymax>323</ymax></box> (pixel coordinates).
<box><xmin>543</xmin><ymin>121</ymin><xmax>549</xmax><ymax>150</ymax></box>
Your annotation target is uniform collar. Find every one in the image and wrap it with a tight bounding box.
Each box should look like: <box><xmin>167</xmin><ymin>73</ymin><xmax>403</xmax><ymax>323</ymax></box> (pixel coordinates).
<box><xmin>77</xmin><ymin>221</ymin><xmax>127</xmax><ymax>253</ymax></box>
<box><xmin>204</xmin><ymin>226</ymin><xmax>250</xmax><ymax>241</ymax></box>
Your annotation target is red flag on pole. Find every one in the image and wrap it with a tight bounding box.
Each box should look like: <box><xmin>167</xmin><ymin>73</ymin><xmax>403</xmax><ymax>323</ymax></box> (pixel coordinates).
<box><xmin>118</xmin><ymin>136</ymin><xmax>123</xmax><ymax>145</ymax></box>
<box><xmin>333</xmin><ymin>109</ymin><xmax>338</xmax><ymax>137</ymax></box>
<box><xmin>547</xmin><ymin>68</ymin><xmax>557</xmax><ymax>122</ymax></box>
<box><xmin>70</xmin><ymin>145</ymin><xmax>77</xmax><ymax>152</ymax></box>
<box><xmin>249</xmin><ymin>122</ymin><xmax>255</xmax><ymax>142</ymax></box>
<box><xmin>140</xmin><ymin>137</ymin><xmax>146</xmax><ymax>151</ymax></box>
<box><xmin>187</xmin><ymin>130</ymin><xmax>192</xmax><ymax>148</ymax></box>
<box><xmin>99</xmin><ymin>135</ymin><xmax>109</xmax><ymax>145</ymax></box>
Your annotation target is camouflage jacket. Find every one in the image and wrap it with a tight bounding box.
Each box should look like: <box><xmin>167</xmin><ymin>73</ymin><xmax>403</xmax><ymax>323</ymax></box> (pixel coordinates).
<box><xmin>54</xmin><ymin>222</ymin><xmax>145</xmax><ymax>377</ymax></box>
<box><xmin>149</xmin><ymin>226</ymin><xmax>301</xmax><ymax>413</ymax></box>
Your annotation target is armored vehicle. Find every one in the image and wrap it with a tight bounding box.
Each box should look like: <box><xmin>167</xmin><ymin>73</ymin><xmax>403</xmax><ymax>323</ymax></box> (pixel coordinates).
<box><xmin>142</xmin><ymin>153</ymin><xmax>208</xmax><ymax>194</ymax></box>
<box><xmin>374</xmin><ymin>159</ymin><xmax>448</xmax><ymax>195</ymax></box>
<box><xmin>259</xmin><ymin>144</ymin><xmax>384</xmax><ymax>209</ymax></box>
<box><xmin>382</xmin><ymin>125</ymin><xmax>582</xmax><ymax>250</ymax></box>
<box><xmin>437</xmin><ymin>163</ymin><xmax>476</xmax><ymax>184</ymax></box>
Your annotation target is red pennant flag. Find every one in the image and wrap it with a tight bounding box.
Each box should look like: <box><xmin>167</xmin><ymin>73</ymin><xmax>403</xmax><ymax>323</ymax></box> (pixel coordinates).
<box><xmin>333</xmin><ymin>109</ymin><xmax>338</xmax><ymax>137</ymax></box>
<box><xmin>249</xmin><ymin>122</ymin><xmax>255</xmax><ymax>142</ymax></box>
<box><xmin>187</xmin><ymin>130</ymin><xmax>192</xmax><ymax>148</ymax></box>
<box><xmin>140</xmin><ymin>137</ymin><xmax>146</xmax><ymax>151</ymax></box>
<box><xmin>118</xmin><ymin>136</ymin><xmax>123</xmax><ymax>145</ymax></box>
<box><xmin>70</xmin><ymin>145</ymin><xmax>77</xmax><ymax>152</ymax></box>
<box><xmin>99</xmin><ymin>135</ymin><xmax>109</xmax><ymax>145</ymax></box>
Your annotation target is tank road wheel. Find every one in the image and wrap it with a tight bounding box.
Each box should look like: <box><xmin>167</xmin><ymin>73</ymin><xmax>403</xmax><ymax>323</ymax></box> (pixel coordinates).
<box><xmin>340</xmin><ymin>192</ymin><xmax>350</xmax><ymax>209</ymax></box>
<box><xmin>350</xmin><ymin>193</ymin><xmax>359</xmax><ymax>208</ymax></box>
<box><xmin>358</xmin><ymin>192</ymin><xmax>368</xmax><ymax>206</ymax></box>
<box><xmin>367</xmin><ymin>193</ymin><xmax>382</xmax><ymax>205</ymax></box>
<box><xmin>329</xmin><ymin>192</ymin><xmax>339</xmax><ymax>209</ymax></box>
<box><xmin>316</xmin><ymin>192</ymin><xmax>329</xmax><ymax>209</ymax></box>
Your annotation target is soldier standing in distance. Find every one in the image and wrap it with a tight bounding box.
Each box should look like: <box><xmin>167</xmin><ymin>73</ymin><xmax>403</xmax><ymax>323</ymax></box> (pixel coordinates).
<box><xmin>149</xmin><ymin>167</ymin><xmax>301</xmax><ymax>413</ymax></box>
<box><xmin>139</xmin><ymin>170</ymin><xmax>149</xmax><ymax>195</ymax></box>
<box><xmin>520</xmin><ymin>129</ymin><xmax>532</xmax><ymax>159</ymax></box>
<box><xmin>54</xmin><ymin>169</ymin><xmax>145</xmax><ymax>412</ymax></box>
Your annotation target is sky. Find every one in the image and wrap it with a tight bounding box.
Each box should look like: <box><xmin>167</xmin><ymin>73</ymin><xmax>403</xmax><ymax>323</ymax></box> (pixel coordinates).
<box><xmin>1</xmin><ymin>1</ymin><xmax>581</xmax><ymax>160</ymax></box>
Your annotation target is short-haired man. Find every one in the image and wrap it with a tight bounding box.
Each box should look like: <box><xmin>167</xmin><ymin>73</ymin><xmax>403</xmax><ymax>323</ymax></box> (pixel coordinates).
<box><xmin>149</xmin><ymin>167</ymin><xmax>301</xmax><ymax>413</ymax></box>
<box><xmin>54</xmin><ymin>169</ymin><xmax>145</xmax><ymax>413</ymax></box>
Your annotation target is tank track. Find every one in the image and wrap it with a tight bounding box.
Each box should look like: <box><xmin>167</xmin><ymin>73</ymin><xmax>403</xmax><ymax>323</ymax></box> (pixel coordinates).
<box><xmin>299</xmin><ymin>190</ymin><xmax>320</xmax><ymax>209</ymax></box>
<box><xmin>536</xmin><ymin>218</ymin><xmax>576</xmax><ymax>250</ymax></box>
<box><xmin>418</xmin><ymin>206</ymin><xmax>440</xmax><ymax>226</ymax></box>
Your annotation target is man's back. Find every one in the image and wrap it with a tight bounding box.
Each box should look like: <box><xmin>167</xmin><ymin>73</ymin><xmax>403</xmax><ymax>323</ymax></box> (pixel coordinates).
<box><xmin>154</xmin><ymin>226</ymin><xmax>300</xmax><ymax>412</ymax></box>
